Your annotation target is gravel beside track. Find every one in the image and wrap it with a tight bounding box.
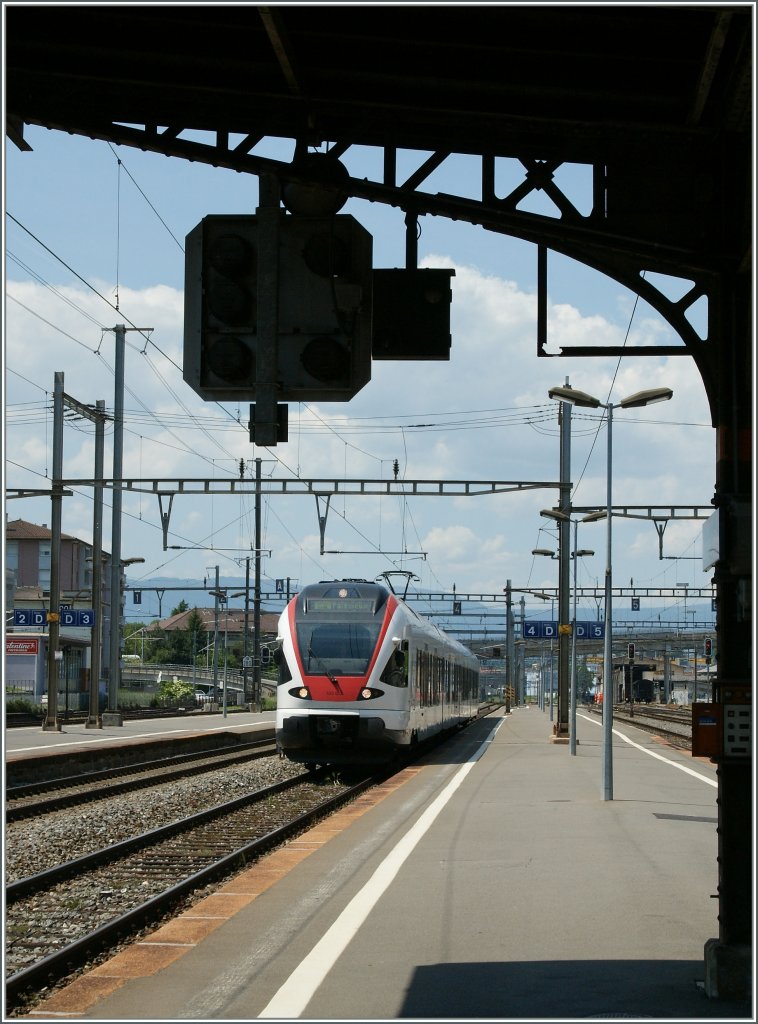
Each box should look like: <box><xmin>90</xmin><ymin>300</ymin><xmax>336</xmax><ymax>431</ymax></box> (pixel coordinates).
<box><xmin>5</xmin><ymin>755</ymin><xmax>305</xmax><ymax>883</ymax></box>
<box><xmin>5</xmin><ymin>755</ymin><xmax>349</xmax><ymax>1015</ymax></box>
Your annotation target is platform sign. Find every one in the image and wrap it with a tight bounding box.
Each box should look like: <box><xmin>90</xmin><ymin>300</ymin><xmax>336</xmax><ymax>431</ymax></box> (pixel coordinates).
<box><xmin>523</xmin><ymin>620</ymin><xmax>604</xmax><ymax>639</ymax></box>
<box><xmin>60</xmin><ymin>609</ymin><xmax>96</xmax><ymax>627</ymax></box>
<box><xmin>523</xmin><ymin>621</ymin><xmax>558</xmax><ymax>638</ymax></box>
<box><xmin>13</xmin><ymin>609</ymin><xmax>47</xmax><ymax>627</ymax></box>
<box><xmin>576</xmin><ymin>621</ymin><xmax>605</xmax><ymax>639</ymax></box>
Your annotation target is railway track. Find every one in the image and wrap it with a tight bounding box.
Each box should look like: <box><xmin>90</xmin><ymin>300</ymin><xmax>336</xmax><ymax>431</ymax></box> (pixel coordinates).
<box><xmin>585</xmin><ymin>703</ymin><xmax>692</xmax><ymax>750</ymax></box>
<box><xmin>5</xmin><ymin>707</ymin><xmax>502</xmax><ymax>1015</ymax></box>
<box><xmin>5</xmin><ymin>765</ymin><xmax>378</xmax><ymax>1013</ymax></box>
<box><xmin>6</xmin><ymin>736</ymin><xmax>277</xmax><ymax>821</ymax></box>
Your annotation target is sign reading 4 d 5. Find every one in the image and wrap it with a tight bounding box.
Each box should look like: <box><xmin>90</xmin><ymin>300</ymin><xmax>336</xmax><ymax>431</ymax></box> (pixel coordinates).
<box><xmin>184</xmin><ymin>213</ymin><xmax>373</xmax><ymax>402</ymax></box>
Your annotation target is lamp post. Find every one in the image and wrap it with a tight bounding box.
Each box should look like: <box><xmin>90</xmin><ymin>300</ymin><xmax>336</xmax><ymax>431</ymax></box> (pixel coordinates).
<box><xmin>548</xmin><ymin>384</ymin><xmax>673</xmax><ymax>799</ymax></box>
<box><xmin>535</xmin><ymin>515</ymin><xmax>594</xmax><ymax>755</ymax></box>
<box><xmin>209</xmin><ymin>587</ymin><xmax>246</xmax><ymax>718</ymax></box>
<box><xmin>104</xmin><ymin>555</ymin><xmax>145</xmax><ymax>726</ymax></box>
<box><xmin>529</xmin><ymin>590</ymin><xmax>553</xmax><ymax>711</ymax></box>
<box><xmin>531</xmin><ymin>550</ymin><xmax>557</xmax><ymax>718</ymax></box>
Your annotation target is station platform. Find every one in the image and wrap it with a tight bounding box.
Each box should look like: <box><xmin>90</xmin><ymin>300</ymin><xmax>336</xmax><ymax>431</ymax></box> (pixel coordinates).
<box><xmin>18</xmin><ymin>704</ymin><xmax>752</xmax><ymax>1021</ymax></box>
<box><xmin>5</xmin><ymin>710</ymin><xmax>276</xmax><ymax>784</ymax></box>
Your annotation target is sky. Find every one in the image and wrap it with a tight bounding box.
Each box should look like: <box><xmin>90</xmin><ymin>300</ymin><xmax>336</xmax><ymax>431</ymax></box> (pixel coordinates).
<box><xmin>3</xmin><ymin>126</ymin><xmax>719</xmax><ymax>629</ymax></box>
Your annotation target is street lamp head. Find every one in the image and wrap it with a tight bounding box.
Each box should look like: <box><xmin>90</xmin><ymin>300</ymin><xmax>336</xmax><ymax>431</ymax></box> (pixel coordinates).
<box><xmin>540</xmin><ymin>508</ymin><xmax>569</xmax><ymax>522</ymax></box>
<box><xmin>574</xmin><ymin>549</ymin><xmax>595</xmax><ymax>558</ymax></box>
<box><xmin>582</xmin><ymin>510</ymin><xmax>607</xmax><ymax>523</ymax></box>
<box><xmin>548</xmin><ymin>386</ymin><xmax>602</xmax><ymax>408</ymax></box>
<box><xmin>121</xmin><ymin>557</ymin><xmax>145</xmax><ymax>567</ymax></box>
<box><xmin>618</xmin><ymin>386</ymin><xmax>673</xmax><ymax>409</ymax></box>
<box><xmin>532</xmin><ymin>548</ymin><xmax>557</xmax><ymax>558</ymax></box>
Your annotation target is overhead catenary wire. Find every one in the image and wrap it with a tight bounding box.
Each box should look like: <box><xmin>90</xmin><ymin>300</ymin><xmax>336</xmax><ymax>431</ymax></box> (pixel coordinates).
<box><xmin>5</xmin><ymin>146</ymin><xmax>703</xmax><ymax>594</ymax></box>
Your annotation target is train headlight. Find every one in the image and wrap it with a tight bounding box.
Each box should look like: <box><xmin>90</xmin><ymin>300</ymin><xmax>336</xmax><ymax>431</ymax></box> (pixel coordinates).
<box><xmin>288</xmin><ymin>686</ymin><xmax>311</xmax><ymax>700</ymax></box>
<box><xmin>358</xmin><ymin>687</ymin><xmax>384</xmax><ymax>700</ymax></box>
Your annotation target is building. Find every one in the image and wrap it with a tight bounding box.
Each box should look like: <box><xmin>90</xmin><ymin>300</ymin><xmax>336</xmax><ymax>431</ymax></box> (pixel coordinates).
<box><xmin>4</xmin><ymin>517</ymin><xmax>114</xmax><ymax>710</ymax></box>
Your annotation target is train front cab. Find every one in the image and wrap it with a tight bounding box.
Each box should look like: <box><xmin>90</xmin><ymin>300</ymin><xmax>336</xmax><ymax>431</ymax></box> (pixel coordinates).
<box><xmin>275</xmin><ymin>648</ymin><xmax>411</xmax><ymax>765</ymax></box>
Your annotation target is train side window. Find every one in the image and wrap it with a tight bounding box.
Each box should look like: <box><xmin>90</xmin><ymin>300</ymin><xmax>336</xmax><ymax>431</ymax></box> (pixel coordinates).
<box><xmin>381</xmin><ymin>648</ymin><xmax>407</xmax><ymax>687</ymax></box>
<box><xmin>274</xmin><ymin>647</ymin><xmax>292</xmax><ymax>684</ymax></box>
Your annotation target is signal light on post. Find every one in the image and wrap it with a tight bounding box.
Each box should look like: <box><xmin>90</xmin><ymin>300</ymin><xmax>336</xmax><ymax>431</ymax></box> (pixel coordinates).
<box><xmin>627</xmin><ymin>642</ymin><xmax>635</xmax><ymax>660</ymax></box>
<box><xmin>183</xmin><ymin>213</ymin><xmax>373</xmax><ymax>403</ymax></box>
<box><xmin>704</xmin><ymin>637</ymin><xmax>713</xmax><ymax>662</ymax></box>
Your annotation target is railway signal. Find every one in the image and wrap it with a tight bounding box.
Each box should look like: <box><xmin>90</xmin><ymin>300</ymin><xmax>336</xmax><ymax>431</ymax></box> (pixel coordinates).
<box><xmin>704</xmin><ymin>637</ymin><xmax>713</xmax><ymax>663</ymax></box>
<box><xmin>183</xmin><ymin>213</ymin><xmax>373</xmax><ymax>402</ymax></box>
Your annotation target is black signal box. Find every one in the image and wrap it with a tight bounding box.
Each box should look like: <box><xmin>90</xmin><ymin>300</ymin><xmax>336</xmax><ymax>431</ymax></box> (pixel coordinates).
<box><xmin>372</xmin><ymin>268</ymin><xmax>454</xmax><ymax>360</ymax></box>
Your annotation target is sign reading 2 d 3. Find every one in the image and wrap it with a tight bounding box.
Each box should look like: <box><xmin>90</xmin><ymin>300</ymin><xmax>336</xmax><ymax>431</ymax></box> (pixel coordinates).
<box><xmin>183</xmin><ymin>213</ymin><xmax>373</xmax><ymax>402</ymax></box>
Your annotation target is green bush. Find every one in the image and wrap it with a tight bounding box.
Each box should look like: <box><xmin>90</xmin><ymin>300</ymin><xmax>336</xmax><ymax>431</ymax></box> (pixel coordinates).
<box><xmin>5</xmin><ymin>698</ymin><xmax>41</xmax><ymax>715</ymax></box>
<box><xmin>156</xmin><ymin>677</ymin><xmax>195</xmax><ymax>705</ymax></box>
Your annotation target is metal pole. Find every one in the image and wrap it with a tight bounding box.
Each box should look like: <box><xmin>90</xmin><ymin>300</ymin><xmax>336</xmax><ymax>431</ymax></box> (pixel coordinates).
<box><xmin>106</xmin><ymin>325</ymin><xmax>126</xmax><ymax>725</ymax></box>
<box><xmin>549</xmin><ymin>599</ymin><xmax>555</xmax><ymax>722</ymax></box>
<box><xmin>212</xmin><ymin>566</ymin><xmax>220</xmax><ymax>701</ymax></box>
<box><xmin>43</xmin><ymin>372</ymin><xmax>65</xmax><ymax>732</ymax></box>
<box><xmin>192</xmin><ymin>631</ymin><xmax>197</xmax><ymax>692</ymax></box>
<box><xmin>243</xmin><ymin>556</ymin><xmax>251</xmax><ymax>704</ymax></box>
<box><xmin>570</xmin><ymin>518</ymin><xmax>578</xmax><ymax>755</ymax></box>
<box><xmin>602</xmin><ymin>403</ymin><xmax>614</xmax><ymax>801</ymax></box>
<box><xmin>223</xmin><ymin>617</ymin><xmax>228</xmax><ymax>719</ymax></box>
<box><xmin>556</xmin><ymin>391</ymin><xmax>571</xmax><ymax>739</ymax></box>
<box><xmin>519</xmin><ymin>596</ymin><xmax>526</xmax><ymax>703</ymax></box>
<box><xmin>253</xmin><ymin>174</ymin><xmax>280</xmax><ymax>445</ymax></box>
<box><xmin>254</xmin><ymin>457</ymin><xmax>262</xmax><ymax>711</ymax></box>
<box><xmin>87</xmin><ymin>400</ymin><xmax>106</xmax><ymax>728</ymax></box>
<box><xmin>505</xmin><ymin>580</ymin><xmax>514</xmax><ymax>710</ymax></box>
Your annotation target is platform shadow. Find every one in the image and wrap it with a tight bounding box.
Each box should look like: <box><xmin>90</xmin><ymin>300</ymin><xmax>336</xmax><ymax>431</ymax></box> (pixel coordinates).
<box><xmin>397</xmin><ymin>959</ymin><xmax>752</xmax><ymax>1019</ymax></box>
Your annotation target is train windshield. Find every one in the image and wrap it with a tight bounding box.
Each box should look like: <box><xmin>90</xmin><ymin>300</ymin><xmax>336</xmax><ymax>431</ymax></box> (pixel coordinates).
<box><xmin>297</xmin><ymin>621</ymin><xmax>381</xmax><ymax>676</ymax></box>
<box><xmin>294</xmin><ymin>584</ymin><xmax>390</xmax><ymax>676</ymax></box>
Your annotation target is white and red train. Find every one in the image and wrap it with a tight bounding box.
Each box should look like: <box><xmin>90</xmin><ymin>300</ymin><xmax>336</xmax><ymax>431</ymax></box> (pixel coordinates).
<box><xmin>274</xmin><ymin>579</ymin><xmax>480</xmax><ymax>765</ymax></box>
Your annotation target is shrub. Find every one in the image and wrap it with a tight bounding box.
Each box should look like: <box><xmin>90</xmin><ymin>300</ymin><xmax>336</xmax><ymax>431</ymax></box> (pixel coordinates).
<box><xmin>156</xmin><ymin>677</ymin><xmax>195</xmax><ymax>705</ymax></box>
<box><xmin>5</xmin><ymin>698</ymin><xmax>40</xmax><ymax>715</ymax></box>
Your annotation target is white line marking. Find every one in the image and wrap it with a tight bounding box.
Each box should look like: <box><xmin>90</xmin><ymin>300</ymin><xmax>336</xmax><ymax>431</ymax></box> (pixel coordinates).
<box><xmin>578</xmin><ymin>712</ymin><xmax>717</xmax><ymax>787</ymax></box>
<box><xmin>257</xmin><ymin>721</ymin><xmax>502</xmax><ymax>1019</ymax></box>
<box><xmin>8</xmin><ymin>722</ymin><xmax>260</xmax><ymax>754</ymax></box>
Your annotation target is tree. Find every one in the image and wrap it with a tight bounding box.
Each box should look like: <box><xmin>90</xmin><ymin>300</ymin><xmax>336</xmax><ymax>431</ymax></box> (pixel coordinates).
<box><xmin>186</xmin><ymin>609</ymin><xmax>207</xmax><ymax>666</ymax></box>
<box><xmin>157</xmin><ymin>608</ymin><xmax>209</xmax><ymax>665</ymax></box>
<box><xmin>156</xmin><ymin>676</ymin><xmax>194</xmax><ymax>705</ymax></box>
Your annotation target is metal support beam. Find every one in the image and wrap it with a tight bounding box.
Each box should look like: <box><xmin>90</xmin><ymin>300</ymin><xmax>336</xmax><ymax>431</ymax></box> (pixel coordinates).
<box><xmin>554</xmin><ymin>391</ymin><xmax>571</xmax><ymax>741</ymax></box>
<box><xmin>42</xmin><ymin>372</ymin><xmax>64</xmax><ymax>732</ymax></box>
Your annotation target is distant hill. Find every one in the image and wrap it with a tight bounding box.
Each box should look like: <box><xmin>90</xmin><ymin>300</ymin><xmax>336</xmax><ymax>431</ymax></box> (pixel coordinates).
<box><xmin>122</xmin><ymin>576</ymin><xmax>289</xmax><ymax>624</ymax></box>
